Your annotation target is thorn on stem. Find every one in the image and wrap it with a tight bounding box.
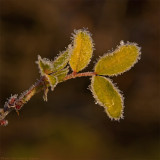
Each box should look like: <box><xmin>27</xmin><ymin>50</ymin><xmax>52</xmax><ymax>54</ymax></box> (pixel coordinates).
<box><xmin>0</xmin><ymin>119</ymin><xmax>8</xmax><ymax>126</ymax></box>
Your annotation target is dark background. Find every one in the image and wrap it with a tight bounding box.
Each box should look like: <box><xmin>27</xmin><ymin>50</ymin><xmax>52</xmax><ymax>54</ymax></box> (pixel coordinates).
<box><xmin>0</xmin><ymin>0</ymin><xmax>159</xmax><ymax>160</ymax></box>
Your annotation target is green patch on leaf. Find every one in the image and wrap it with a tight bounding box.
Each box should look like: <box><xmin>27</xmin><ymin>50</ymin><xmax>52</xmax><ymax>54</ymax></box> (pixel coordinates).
<box><xmin>95</xmin><ymin>42</ymin><xmax>141</xmax><ymax>76</ymax></box>
<box><xmin>91</xmin><ymin>76</ymin><xmax>124</xmax><ymax>120</ymax></box>
<box><xmin>69</xmin><ymin>29</ymin><xmax>93</xmax><ymax>72</ymax></box>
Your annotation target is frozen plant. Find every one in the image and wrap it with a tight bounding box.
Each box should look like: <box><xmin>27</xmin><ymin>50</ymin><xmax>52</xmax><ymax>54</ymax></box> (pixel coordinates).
<box><xmin>0</xmin><ymin>29</ymin><xmax>141</xmax><ymax>126</ymax></box>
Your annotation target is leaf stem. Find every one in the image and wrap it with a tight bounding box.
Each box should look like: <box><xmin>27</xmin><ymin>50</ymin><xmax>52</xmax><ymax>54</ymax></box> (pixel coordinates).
<box><xmin>64</xmin><ymin>71</ymin><xmax>96</xmax><ymax>81</ymax></box>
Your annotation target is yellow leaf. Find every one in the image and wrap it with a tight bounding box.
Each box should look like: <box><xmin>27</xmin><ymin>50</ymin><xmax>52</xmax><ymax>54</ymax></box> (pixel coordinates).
<box><xmin>95</xmin><ymin>42</ymin><xmax>141</xmax><ymax>76</ymax></box>
<box><xmin>91</xmin><ymin>76</ymin><xmax>124</xmax><ymax>120</ymax></box>
<box><xmin>69</xmin><ymin>29</ymin><xmax>93</xmax><ymax>72</ymax></box>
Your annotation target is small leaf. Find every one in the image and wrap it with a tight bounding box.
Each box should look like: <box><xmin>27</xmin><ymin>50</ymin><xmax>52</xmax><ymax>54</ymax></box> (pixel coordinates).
<box><xmin>94</xmin><ymin>42</ymin><xmax>141</xmax><ymax>76</ymax></box>
<box><xmin>52</xmin><ymin>46</ymin><xmax>71</xmax><ymax>72</ymax></box>
<box><xmin>43</xmin><ymin>87</ymin><xmax>49</xmax><ymax>102</ymax></box>
<box><xmin>53</xmin><ymin>67</ymin><xmax>69</xmax><ymax>82</ymax></box>
<box><xmin>37</xmin><ymin>55</ymin><xmax>52</xmax><ymax>75</ymax></box>
<box><xmin>45</xmin><ymin>74</ymin><xmax>58</xmax><ymax>91</ymax></box>
<box><xmin>69</xmin><ymin>29</ymin><xmax>93</xmax><ymax>72</ymax></box>
<box><xmin>91</xmin><ymin>76</ymin><xmax>124</xmax><ymax>120</ymax></box>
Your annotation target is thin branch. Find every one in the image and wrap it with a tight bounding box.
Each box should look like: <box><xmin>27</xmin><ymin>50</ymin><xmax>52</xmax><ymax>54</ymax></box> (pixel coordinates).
<box><xmin>0</xmin><ymin>76</ymin><xmax>46</xmax><ymax>126</ymax></box>
<box><xmin>0</xmin><ymin>72</ymin><xmax>96</xmax><ymax>126</ymax></box>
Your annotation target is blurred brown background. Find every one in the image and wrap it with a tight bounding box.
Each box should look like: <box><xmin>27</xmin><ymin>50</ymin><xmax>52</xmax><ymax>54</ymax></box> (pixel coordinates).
<box><xmin>0</xmin><ymin>0</ymin><xmax>159</xmax><ymax>160</ymax></box>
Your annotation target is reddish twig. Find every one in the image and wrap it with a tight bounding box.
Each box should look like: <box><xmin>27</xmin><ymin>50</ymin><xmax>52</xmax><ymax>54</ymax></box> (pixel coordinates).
<box><xmin>64</xmin><ymin>71</ymin><xmax>96</xmax><ymax>81</ymax></box>
<box><xmin>0</xmin><ymin>72</ymin><xmax>96</xmax><ymax>126</ymax></box>
<box><xmin>0</xmin><ymin>76</ymin><xmax>46</xmax><ymax>126</ymax></box>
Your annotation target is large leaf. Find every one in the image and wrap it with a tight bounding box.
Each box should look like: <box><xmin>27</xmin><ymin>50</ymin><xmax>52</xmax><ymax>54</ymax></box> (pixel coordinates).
<box><xmin>37</xmin><ymin>55</ymin><xmax>52</xmax><ymax>75</ymax></box>
<box><xmin>52</xmin><ymin>47</ymin><xmax>71</xmax><ymax>72</ymax></box>
<box><xmin>94</xmin><ymin>42</ymin><xmax>141</xmax><ymax>76</ymax></box>
<box><xmin>69</xmin><ymin>29</ymin><xmax>93</xmax><ymax>72</ymax></box>
<box><xmin>91</xmin><ymin>76</ymin><xmax>124</xmax><ymax>120</ymax></box>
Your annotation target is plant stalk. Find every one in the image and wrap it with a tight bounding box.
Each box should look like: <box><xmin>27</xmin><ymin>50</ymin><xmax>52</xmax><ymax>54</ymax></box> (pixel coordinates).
<box><xmin>0</xmin><ymin>72</ymin><xmax>96</xmax><ymax>126</ymax></box>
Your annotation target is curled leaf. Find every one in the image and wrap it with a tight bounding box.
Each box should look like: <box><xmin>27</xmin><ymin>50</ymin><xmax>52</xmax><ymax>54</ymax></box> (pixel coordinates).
<box><xmin>94</xmin><ymin>42</ymin><xmax>141</xmax><ymax>76</ymax></box>
<box><xmin>91</xmin><ymin>76</ymin><xmax>124</xmax><ymax>120</ymax></box>
<box><xmin>69</xmin><ymin>29</ymin><xmax>93</xmax><ymax>72</ymax></box>
<box><xmin>52</xmin><ymin>46</ymin><xmax>71</xmax><ymax>72</ymax></box>
<box><xmin>53</xmin><ymin>67</ymin><xmax>69</xmax><ymax>82</ymax></box>
<box><xmin>37</xmin><ymin>55</ymin><xmax>52</xmax><ymax>75</ymax></box>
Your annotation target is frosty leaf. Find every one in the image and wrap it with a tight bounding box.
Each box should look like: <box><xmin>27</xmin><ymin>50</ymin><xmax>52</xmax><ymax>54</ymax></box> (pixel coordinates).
<box><xmin>53</xmin><ymin>67</ymin><xmax>69</xmax><ymax>82</ymax></box>
<box><xmin>37</xmin><ymin>55</ymin><xmax>52</xmax><ymax>75</ymax></box>
<box><xmin>52</xmin><ymin>47</ymin><xmax>71</xmax><ymax>72</ymax></box>
<box><xmin>91</xmin><ymin>76</ymin><xmax>124</xmax><ymax>120</ymax></box>
<box><xmin>45</xmin><ymin>74</ymin><xmax>58</xmax><ymax>91</ymax></box>
<box><xmin>69</xmin><ymin>29</ymin><xmax>93</xmax><ymax>72</ymax></box>
<box><xmin>94</xmin><ymin>42</ymin><xmax>141</xmax><ymax>76</ymax></box>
